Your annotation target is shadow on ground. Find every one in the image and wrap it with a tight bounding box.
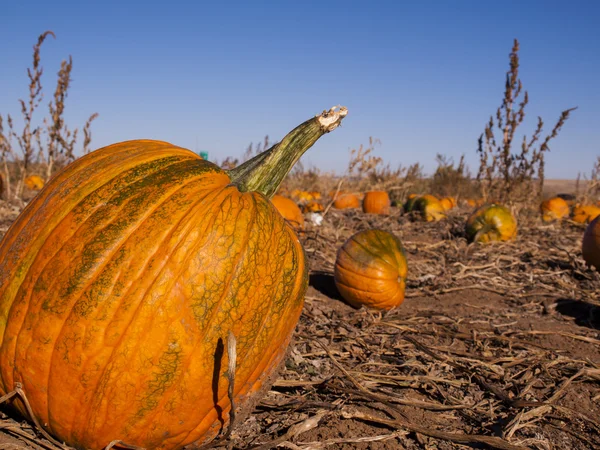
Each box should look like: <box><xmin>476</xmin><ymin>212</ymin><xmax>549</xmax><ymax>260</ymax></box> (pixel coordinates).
<box><xmin>555</xmin><ymin>298</ymin><xmax>600</xmax><ymax>330</ymax></box>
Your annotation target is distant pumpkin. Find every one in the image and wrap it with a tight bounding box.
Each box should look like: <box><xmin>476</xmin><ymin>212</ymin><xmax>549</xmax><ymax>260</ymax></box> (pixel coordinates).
<box><xmin>572</xmin><ymin>205</ymin><xmax>600</xmax><ymax>224</ymax></box>
<box><xmin>334</xmin><ymin>229</ymin><xmax>407</xmax><ymax>310</ymax></box>
<box><xmin>24</xmin><ymin>174</ymin><xmax>44</xmax><ymax>190</ymax></box>
<box><xmin>439</xmin><ymin>197</ymin><xmax>457</xmax><ymax>211</ymax></box>
<box><xmin>271</xmin><ymin>195</ymin><xmax>304</xmax><ymax>229</ymax></box>
<box><xmin>412</xmin><ymin>195</ymin><xmax>446</xmax><ymax>222</ymax></box>
<box><xmin>333</xmin><ymin>193</ymin><xmax>360</xmax><ymax>209</ymax></box>
<box><xmin>302</xmin><ymin>201</ymin><xmax>324</xmax><ymax>213</ymax></box>
<box><xmin>540</xmin><ymin>197</ymin><xmax>570</xmax><ymax>222</ymax></box>
<box><xmin>582</xmin><ymin>216</ymin><xmax>600</xmax><ymax>271</ymax></box>
<box><xmin>362</xmin><ymin>191</ymin><xmax>391</xmax><ymax>215</ymax></box>
<box><xmin>466</xmin><ymin>204</ymin><xmax>517</xmax><ymax>243</ymax></box>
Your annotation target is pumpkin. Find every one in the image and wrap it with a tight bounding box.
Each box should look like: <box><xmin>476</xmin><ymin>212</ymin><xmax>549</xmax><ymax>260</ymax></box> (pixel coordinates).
<box><xmin>271</xmin><ymin>195</ymin><xmax>304</xmax><ymax>229</ymax></box>
<box><xmin>308</xmin><ymin>191</ymin><xmax>321</xmax><ymax>200</ymax></box>
<box><xmin>334</xmin><ymin>229</ymin><xmax>407</xmax><ymax>310</ymax></box>
<box><xmin>302</xmin><ymin>201</ymin><xmax>324</xmax><ymax>213</ymax></box>
<box><xmin>439</xmin><ymin>197</ymin><xmax>457</xmax><ymax>211</ymax></box>
<box><xmin>362</xmin><ymin>191</ymin><xmax>390</xmax><ymax>215</ymax></box>
<box><xmin>412</xmin><ymin>195</ymin><xmax>446</xmax><ymax>222</ymax></box>
<box><xmin>540</xmin><ymin>197</ymin><xmax>570</xmax><ymax>222</ymax></box>
<box><xmin>572</xmin><ymin>204</ymin><xmax>600</xmax><ymax>224</ymax></box>
<box><xmin>582</xmin><ymin>216</ymin><xmax>600</xmax><ymax>271</ymax></box>
<box><xmin>24</xmin><ymin>174</ymin><xmax>44</xmax><ymax>190</ymax></box>
<box><xmin>333</xmin><ymin>192</ymin><xmax>360</xmax><ymax>209</ymax></box>
<box><xmin>0</xmin><ymin>106</ymin><xmax>348</xmax><ymax>449</ymax></box>
<box><xmin>466</xmin><ymin>204</ymin><xmax>517</xmax><ymax>243</ymax></box>
<box><xmin>556</xmin><ymin>193</ymin><xmax>576</xmax><ymax>207</ymax></box>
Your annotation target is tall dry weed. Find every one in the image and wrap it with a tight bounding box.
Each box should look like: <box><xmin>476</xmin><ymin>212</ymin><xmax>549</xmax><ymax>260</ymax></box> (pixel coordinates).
<box><xmin>476</xmin><ymin>39</ymin><xmax>576</xmax><ymax>206</ymax></box>
<box><xmin>0</xmin><ymin>31</ymin><xmax>98</xmax><ymax>202</ymax></box>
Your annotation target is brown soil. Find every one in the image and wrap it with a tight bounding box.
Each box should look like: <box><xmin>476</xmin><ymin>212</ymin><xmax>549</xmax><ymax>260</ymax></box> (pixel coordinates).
<box><xmin>0</xmin><ymin>204</ymin><xmax>599</xmax><ymax>450</ymax></box>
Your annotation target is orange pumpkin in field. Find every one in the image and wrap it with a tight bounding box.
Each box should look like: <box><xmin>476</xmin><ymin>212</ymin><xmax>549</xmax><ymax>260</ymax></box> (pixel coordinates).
<box><xmin>362</xmin><ymin>191</ymin><xmax>391</xmax><ymax>214</ymax></box>
<box><xmin>572</xmin><ymin>204</ymin><xmax>600</xmax><ymax>224</ymax></box>
<box><xmin>540</xmin><ymin>197</ymin><xmax>570</xmax><ymax>222</ymax></box>
<box><xmin>333</xmin><ymin>192</ymin><xmax>360</xmax><ymax>209</ymax></box>
<box><xmin>302</xmin><ymin>201</ymin><xmax>324</xmax><ymax>213</ymax></box>
<box><xmin>0</xmin><ymin>106</ymin><xmax>348</xmax><ymax>449</ymax></box>
<box><xmin>466</xmin><ymin>204</ymin><xmax>517</xmax><ymax>243</ymax></box>
<box><xmin>271</xmin><ymin>195</ymin><xmax>304</xmax><ymax>229</ymax></box>
<box><xmin>582</xmin><ymin>216</ymin><xmax>600</xmax><ymax>271</ymax></box>
<box><xmin>24</xmin><ymin>174</ymin><xmax>44</xmax><ymax>190</ymax></box>
<box><xmin>412</xmin><ymin>195</ymin><xmax>446</xmax><ymax>222</ymax></box>
<box><xmin>334</xmin><ymin>229</ymin><xmax>408</xmax><ymax>310</ymax></box>
<box><xmin>439</xmin><ymin>197</ymin><xmax>457</xmax><ymax>211</ymax></box>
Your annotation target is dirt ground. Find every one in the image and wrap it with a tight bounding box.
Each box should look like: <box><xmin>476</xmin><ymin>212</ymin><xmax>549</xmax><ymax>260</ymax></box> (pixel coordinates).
<box><xmin>0</xmin><ymin>202</ymin><xmax>599</xmax><ymax>450</ymax></box>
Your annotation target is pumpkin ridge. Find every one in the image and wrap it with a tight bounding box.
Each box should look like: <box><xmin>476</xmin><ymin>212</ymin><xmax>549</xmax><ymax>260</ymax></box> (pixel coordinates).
<box><xmin>350</xmin><ymin>235</ymin><xmax>401</xmax><ymax>271</ymax></box>
<box><xmin>335</xmin><ymin>273</ymin><xmax>404</xmax><ymax>295</ymax></box>
<box><xmin>65</xmin><ymin>182</ymin><xmax>230</xmax><ymax>440</ymax></box>
<box><xmin>371</xmin><ymin>231</ymin><xmax>405</xmax><ymax>271</ymax></box>
<box><xmin>39</xmin><ymin>168</ymin><xmax>228</xmax><ymax>436</ymax></box>
<box><xmin>72</xmin><ymin>184</ymin><xmax>232</xmax><ymax>440</ymax></box>
<box><xmin>334</xmin><ymin>263</ymin><xmax>397</xmax><ymax>282</ymax></box>
<box><xmin>339</xmin><ymin>242</ymin><xmax>398</xmax><ymax>276</ymax></box>
<box><xmin>0</xmin><ymin>157</ymin><xmax>211</xmax><ymax>402</ymax></box>
<box><xmin>184</xmin><ymin>217</ymin><xmax>306</xmax><ymax>447</ymax></box>
<box><xmin>0</xmin><ymin>153</ymin><xmax>194</xmax><ymax>354</ymax></box>
<box><xmin>126</xmin><ymin>187</ymin><xmax>259</xmax><ymax>436</ymax></box>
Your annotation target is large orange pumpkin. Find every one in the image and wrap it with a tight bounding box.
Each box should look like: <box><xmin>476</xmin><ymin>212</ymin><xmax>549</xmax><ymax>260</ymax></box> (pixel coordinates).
<box><xmin>572</xmin><ymin>204</ymin><xmax>600</xmax><ymax>224</ymax></box>
<box><xmin>0</xmin><ymin>107</ymin><xmax>348</xmax><ymax>449</ymax></box>
<box><xmin>362</xmin><ymin>191</ymin><xmax>390</xmax><ymax>215</ymax></box>
<box><xmin>582</xmin><ymin>215</ymin><xmax>600</xmax><ymax>271</ymax></box>
<box><xmin>466</xmin><ymin>204</ymin><xmax>517</xmax><ymax>243</ymax></box>
<box><xmin>24</xmin><ymin>174</ymin><xmax>44</xmax><ymax>190</ymax></box>
<box><xmin>334</xmin><ymin>229</ymin><xmax>407</xmax><ymax>310</ymax></box>
<box><xmin>540</xmin><ymin>197</ymin><xmax>570</xmax><ymax>222</ymax></box>
<box><xmin>271</xmin><ymin>195</ymin><xmax>304</xmax><ymax>229</ymax></box>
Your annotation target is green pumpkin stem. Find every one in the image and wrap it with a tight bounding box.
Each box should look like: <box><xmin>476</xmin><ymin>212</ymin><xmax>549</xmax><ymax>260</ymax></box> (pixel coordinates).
<box><xmin>228</xmin><ymin>106</ymin><xmax>348</xmax><ymax>198</ymax></box>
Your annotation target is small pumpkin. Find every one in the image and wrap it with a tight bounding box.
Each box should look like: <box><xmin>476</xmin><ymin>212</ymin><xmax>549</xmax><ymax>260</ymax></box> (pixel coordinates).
<box><xmin>308</xmin><ymin>191</ymin><xmax>321</xmax><ymax>200</ymax></box>
<box><xmin>412</xmin><ymin>195</ymin><xmax>446</xmax><ymax>222</ymax></box>
<box><xmin>0</xmin><ymin>106</ymin><xmax>348</xmax><ymax>449</ymax></box>
<box><xmin>362</xmin><ymin>191</ymin><xmax>391</xmax><ymax>215</ymax></box>
<box><xmin>540</xmin><ymin>197</ymin><xmax>570</xmax><ymax>222</ymax></box>
<box><xmin>466</xmin><ymin>204</ymin><xmax>517</xmax><ymax>243</ymax></box>
<box><xmin>582</xmin><ymin>215</ymin><xmax>600</xmax><ymax>271</ymax></box>
<box><xmin>271</xmin><ymin>195</ymin><xmax>305</xmax><ymax>229</ymax></box>
<box><xmin>333</xmin><ymin>192</ymin><xmax>360</xmax><ymax>209</ymax></box>
<box><xmin>572</xmin><ymin>204</ymin><xmax>600</xmax><ymax>224</ymax></box>
<box><xmin>302</xmin><ymin>200</ymin><xmax>324</xmax><ymax>213</ymax></box>
<box><xmin>24</xmin><ymin>174</ymin><xmax>44</xmax><ymax>190</ymax></box>
<box><xmin>334</xmin><ymin>229</ymin><xmax>407</xmax><ymax>310</ymax></box>
<box><xmin>439</xmin><ymin>196</ymin><xmax>457</xmax><ymax>211</ymax></box>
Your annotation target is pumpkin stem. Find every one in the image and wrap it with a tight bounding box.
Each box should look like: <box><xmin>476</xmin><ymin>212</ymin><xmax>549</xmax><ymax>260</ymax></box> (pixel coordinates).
<box><xmin>228</xmin><ymin>106</ymin><xmax>348</xmax><ymax>198</ymax></box>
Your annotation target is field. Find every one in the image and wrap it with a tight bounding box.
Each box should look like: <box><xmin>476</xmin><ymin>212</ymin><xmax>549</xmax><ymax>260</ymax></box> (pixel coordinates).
<box><xmin>0</xmin><ymin>189</ymin><xmax>599</xmax><ymax>450</ymax></box>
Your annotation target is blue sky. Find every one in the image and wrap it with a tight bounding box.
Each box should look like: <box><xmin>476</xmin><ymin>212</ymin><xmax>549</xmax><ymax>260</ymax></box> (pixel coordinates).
<box><xmin>1</xmin><ymin>1</ymin><xmax>598</xmax><ymax>178</ymax></box>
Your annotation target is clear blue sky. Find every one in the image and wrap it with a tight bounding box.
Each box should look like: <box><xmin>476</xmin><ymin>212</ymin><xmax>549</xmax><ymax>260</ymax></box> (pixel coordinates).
<box><xmin>1</xmin><ymin>1</ymin><xmax>598</xmax><ymax>178</ymax></box>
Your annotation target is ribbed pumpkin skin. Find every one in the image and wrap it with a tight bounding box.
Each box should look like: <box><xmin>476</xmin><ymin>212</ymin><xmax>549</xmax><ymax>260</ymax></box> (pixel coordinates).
<box><xmin>0</xmin><ymin>140</ymin><xmax>307</xmax><ymax>450</ymax></box>
<box><xmin>334</xmin><ymin>229</ymin><xmax>407</xmax><ymax>310</ymax></box>
<box><xmin>540</xmin><ymin>197</ymin><xmax>569</xmax><ymax>222</ymax></box>
<box><xmin>582</xmin><ymin>216</ymin><xmax>600</xmax><ymax>271</ymax></box>
<box><xmin>362</xmin><ymin>191</ymin><xmax>390</xmax><ymax>215</ymax></box>
<box><xmin>466</xmin><ymin>204</ymin><xmax>517</xmax><ymax>243</ymax></box>
<box><xmin>271</xmin><ymin>195</ymin><xmax>304</xmax><ymax>229</ymax></box>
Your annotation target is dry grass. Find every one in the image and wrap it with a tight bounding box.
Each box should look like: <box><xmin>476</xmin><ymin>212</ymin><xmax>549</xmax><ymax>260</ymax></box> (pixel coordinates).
<box><xmin>0</xmin><ymin>31</ymin><xmax>97</xmax><ymax>203</ymax></box>
<box><xmin>476</xmin><ymin>39</ymin><xmax>576</xmax><ymax>207</ymax></box>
